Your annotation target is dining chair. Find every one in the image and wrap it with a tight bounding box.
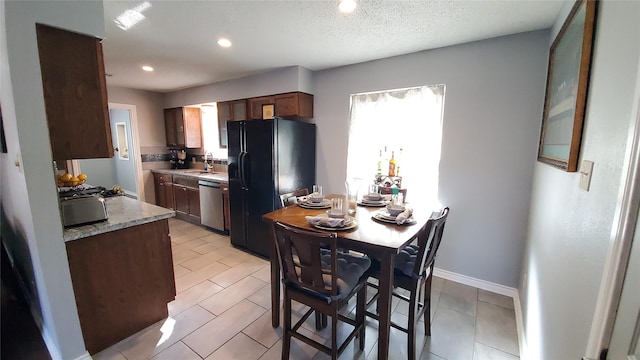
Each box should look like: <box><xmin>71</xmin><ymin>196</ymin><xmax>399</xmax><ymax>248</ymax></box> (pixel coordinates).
<box><xmin>272</xmin><ymin>222</ymin><xmax>371</xmax><ymax>360</ymax></box>
<box><xmin>278</xmin><ymin>188</ymin><xmax>309</xmax><ymax>208</ymax></box>
<box><xmin>365</xmin><ymin>207</ymin><xmax>449</xmax><ymax>360</ymax></box>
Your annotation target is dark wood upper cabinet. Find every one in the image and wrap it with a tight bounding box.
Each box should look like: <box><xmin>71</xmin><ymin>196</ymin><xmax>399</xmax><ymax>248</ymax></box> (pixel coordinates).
<box><xmin>248</xmin><ymin>92</ymin><xmax>313</xmax><ymax>120</ymax></box>
<box><xmin>217</xmin><ymin>99</ymin><xmax>247</xmax><ymax>148</ymax></box>
<box><xmin>36</xmin><ymin>23</ymin><xmax>114</xmax><ymax>160</ymax></box>
<box><xmin>164</xmin><ymin>107</ymin><xmax>202</xmax><ymax>148</ymax></box>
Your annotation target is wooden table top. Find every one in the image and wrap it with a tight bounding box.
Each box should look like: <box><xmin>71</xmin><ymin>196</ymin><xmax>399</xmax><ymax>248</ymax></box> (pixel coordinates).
<box><xmin>262</xmin><ymin>195</ymin><xmax>434</xmax><ymax>255</ymax></box>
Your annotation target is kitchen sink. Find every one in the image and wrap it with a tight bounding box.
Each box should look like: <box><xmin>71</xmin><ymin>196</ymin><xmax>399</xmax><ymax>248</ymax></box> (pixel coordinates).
<box><xmin>183</xmin><ymin>170</ymin><xmax>212</xmax><ymax>174</ymax></box>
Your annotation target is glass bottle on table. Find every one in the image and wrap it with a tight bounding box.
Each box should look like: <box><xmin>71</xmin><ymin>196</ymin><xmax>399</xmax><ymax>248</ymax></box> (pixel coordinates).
<box><xmin>388</xmin><ymin>151</ymin><xmax>396</xmax><ymax>176</ymax></box>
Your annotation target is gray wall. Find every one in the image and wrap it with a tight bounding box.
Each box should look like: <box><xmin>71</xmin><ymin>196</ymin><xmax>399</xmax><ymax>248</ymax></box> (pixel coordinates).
<box><xmin>520</xmin><ymin>1</ymin><xmax>640</xmax><ymax>358</ymax></box>
<box><xmin>163</xmin><ymin>65</ymin><xmax>313</xmax><ymax>107</ymax></box>
<box><xmin>313</xmin><ymin>31</ymin><xmax>549</xmax><ymax>288</ymax></box>
<box><xmin>1</xmin><ymin>1</ymin><xmax>105</xmax><ymax>358</ymax></box>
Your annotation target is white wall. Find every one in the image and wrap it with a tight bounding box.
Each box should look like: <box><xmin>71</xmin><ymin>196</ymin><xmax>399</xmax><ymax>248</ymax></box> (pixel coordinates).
<box><xmin>520</xmin><ymin>1</ymin><xmax>640</xmax><ymax>359</ymax></box>
<box><xmin>1</xmin><ymin>1</ymin><xmax>106</xmax><ymax>359</ymax></box>
<box><xmin>313</xmin><ymin>30</ymin><xmax>549</xmax><ymax>288</ymax></box>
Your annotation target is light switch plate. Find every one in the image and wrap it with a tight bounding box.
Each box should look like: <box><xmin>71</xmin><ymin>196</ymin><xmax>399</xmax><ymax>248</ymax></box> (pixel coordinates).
<box><xmin>579</xmin><ymin>160</ymin><xmax>594</xmax><ymax>191</ymax></box>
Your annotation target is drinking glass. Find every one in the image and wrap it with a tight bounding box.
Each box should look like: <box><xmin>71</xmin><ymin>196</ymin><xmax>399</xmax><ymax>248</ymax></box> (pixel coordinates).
<box><xmin>347</xmin><ymin>193</ymin><xmax>357</xmax><ymax>216</ymax></box>
<box><xmin>313</xmin><ymin>184</ymin><xmax>323</xmax><ymax>195</ymax></box>
<box><xmin>369</xmin><ymin>184</ymin><xmax>378</xmax><ymax>195</ymax></box>
<box><xmin>331</xmin><ymin>198</ymin><xmax>343</xmax><ymax>211</ymax></box>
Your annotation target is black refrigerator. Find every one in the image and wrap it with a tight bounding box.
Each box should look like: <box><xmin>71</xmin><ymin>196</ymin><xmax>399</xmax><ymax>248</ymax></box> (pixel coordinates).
<box><xmin>228</xmin><ymin>118</ymin><xmax>316</xmax><ymax>258</ymax></box>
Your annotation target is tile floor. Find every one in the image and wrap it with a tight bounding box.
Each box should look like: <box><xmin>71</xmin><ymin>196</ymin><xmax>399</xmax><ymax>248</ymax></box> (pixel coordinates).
<box><xmin>94</xmin><ymin>218</ymin><xmax>519</xmax><ymax>360</ymax></box>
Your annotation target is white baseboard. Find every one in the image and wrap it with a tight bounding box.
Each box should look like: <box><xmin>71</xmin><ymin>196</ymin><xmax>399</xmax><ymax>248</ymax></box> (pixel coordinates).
<box><xmin>72</xmin><ymin>352</ymin><xmax>93</xmax><ymax>360</ymax></box>
<box><xmin>433</xmin><ymin>267</ymin><xmax>518</xmax><ymax>298</ymax></box>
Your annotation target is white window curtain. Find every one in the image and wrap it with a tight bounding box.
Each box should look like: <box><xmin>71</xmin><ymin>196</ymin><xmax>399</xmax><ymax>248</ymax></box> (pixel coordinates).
<box><xmin>346</xmin><ymin>85</ymin><xmax>445</xmax><ymax>206</ymax></box>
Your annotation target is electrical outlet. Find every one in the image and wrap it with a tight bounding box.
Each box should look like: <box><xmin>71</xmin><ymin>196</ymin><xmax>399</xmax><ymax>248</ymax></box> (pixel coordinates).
<box><xmin>579</xmin><ymin>160</ymin><xmax>594</xmax><ymax>191</ymax></box>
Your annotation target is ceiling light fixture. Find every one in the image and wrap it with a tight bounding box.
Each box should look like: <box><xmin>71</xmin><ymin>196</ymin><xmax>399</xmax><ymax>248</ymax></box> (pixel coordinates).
<box><xmin>114</xmin><ymin>1</ymin><xmax>152</xmax><ymax>31</ymax></box>
<box><xmin>142</xmin><ymin>65</ymin><xmax>154</xmax><ymax>72</ymax></box>
<box><xmin>338</xmin><ymin>0</ymin><xmax>356</xmax><ymax>14</ymax></box>
<box><xmin>217</xmin><ymin>38</ymin><xmax>232</xmax><ymax>48</ymax></box>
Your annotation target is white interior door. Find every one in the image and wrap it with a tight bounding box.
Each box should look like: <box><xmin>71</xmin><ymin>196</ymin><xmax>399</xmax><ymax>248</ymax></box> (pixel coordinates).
<box><xmin>110</xmin><ymin>108</ymin><xmax>137</xmax><ymax>197</ymax></box>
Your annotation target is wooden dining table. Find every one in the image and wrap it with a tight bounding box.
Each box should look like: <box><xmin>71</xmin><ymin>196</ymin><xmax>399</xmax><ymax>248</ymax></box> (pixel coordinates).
<box><xmin>262</xmin><ymin>194</ymin><xmax>432</xmax><ymax>360</ymax></box>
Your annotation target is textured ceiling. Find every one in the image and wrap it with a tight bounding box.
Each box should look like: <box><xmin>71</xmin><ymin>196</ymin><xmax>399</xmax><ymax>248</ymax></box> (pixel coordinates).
<box><xmin>102</xmin><ymin>0</ymin><xmax>563</xmax><ymax>93</ymax></box>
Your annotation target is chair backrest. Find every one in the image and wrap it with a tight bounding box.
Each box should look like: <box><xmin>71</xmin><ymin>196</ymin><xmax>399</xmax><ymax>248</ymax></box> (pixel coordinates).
<box><xmin>279</xmin><ymin>188</ymin><xmax>309</xmax><ymax>208</ymax></box>
<box><xmin>378</xmin><ymin>187</ymin><xmax>408</xmax><ymax>201</ymax></box>
<box><xmin>411</xmin><ymin>207</ymin><xmax>449</xmax><ymax>279</ymax></box>
<box><xmin>273</xmin><ymin>222</ymin><xmax>339</xmax><ymax>298</ymax></box>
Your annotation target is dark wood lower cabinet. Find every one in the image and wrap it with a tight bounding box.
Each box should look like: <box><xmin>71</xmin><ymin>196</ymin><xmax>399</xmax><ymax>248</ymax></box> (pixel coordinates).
<box><xmin>65</xmin><ymin>220</ymin><xmax>175</xmax><ymax>355</ymax></box>
<box><xmin>172</xmin><ymin>176</ymin><xmax>201</xmax><ymax>225</ymax></box>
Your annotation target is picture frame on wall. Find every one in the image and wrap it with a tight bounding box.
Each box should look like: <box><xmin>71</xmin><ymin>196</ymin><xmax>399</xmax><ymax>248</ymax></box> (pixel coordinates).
<box><xmin>537</xmin><ymin>0</ymin><xmax>597</xmax><ymax>172</ymax></box>
<box><xmin>262</xmin><ymin>104</ymin><xmax>275</xmax><ymax>120</ymax></box>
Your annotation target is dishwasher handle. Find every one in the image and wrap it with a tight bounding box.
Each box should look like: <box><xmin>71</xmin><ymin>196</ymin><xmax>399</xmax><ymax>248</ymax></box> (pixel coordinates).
<box><xmin>198</xmin><ymin>180</ymin><xmax>221</xmax><ymax>188</ymax></box>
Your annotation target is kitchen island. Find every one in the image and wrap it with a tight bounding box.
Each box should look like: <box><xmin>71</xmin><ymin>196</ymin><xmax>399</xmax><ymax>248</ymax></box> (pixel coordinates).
<box><xmin>64</xmin><ymin>196</ymin><xmax>176</xmax><ymax>355</ymax></box>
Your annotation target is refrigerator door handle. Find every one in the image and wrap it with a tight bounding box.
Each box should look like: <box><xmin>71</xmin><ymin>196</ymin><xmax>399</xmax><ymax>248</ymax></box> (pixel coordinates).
<box><xmin>242</xmin><ymin>152</ymin><xmax>250</xmax><ymax>188</ymax></box>
<box><xmin>238</xmin><ymin>152</ymin><xmax>246</xmax><ymax>189</ymax></box>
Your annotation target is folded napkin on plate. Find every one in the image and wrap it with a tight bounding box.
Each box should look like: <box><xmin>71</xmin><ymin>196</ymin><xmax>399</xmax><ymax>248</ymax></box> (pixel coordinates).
<box><xmin>395</xmin><ymin>208</ymin><xmax>413</xmax><ymax>225</ymax></box>
<box><xmin>306</xmin><ymin>216</ymin><xmax>349</xmax><ymax>228</ymax></box>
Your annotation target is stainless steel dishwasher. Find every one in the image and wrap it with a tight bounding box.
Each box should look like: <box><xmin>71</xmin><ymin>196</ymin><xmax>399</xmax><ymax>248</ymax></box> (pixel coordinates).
<box><xmin>199</xmin><ymin>180</ymin><xmax>225</xmax><ymax>232</ymax></box>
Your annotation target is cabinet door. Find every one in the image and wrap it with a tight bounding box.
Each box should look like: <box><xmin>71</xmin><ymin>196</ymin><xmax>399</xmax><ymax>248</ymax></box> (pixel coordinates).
<box><xmin>274</xmin><ymin>92</ymin><xmax>313</xmax><ymax>119</ymax></box>
<box><xmin>163</xmin><ymin>181</ymin><xmax>175</xmax><ymax>210</ymax></box>
<box><xmin>232</xmin><ymin>100</ymin><xmax>247</xmax><ymax>120</ymax></box>
<box><xmin>164</xmin><ymin>109</ymin><xmax>179</xmax><ymax>147</ymax></box>
<box><xmin>187</xmin><ymin>187</ymin><xmax>200</xmax><ymax>219</ymax></box>
<box><xmin>274</xmin><ymin>93</ymin><xmax>298</xmax><ymax>117</ymax></box>
<box><xmin>36</xmin><ymin>24</ymin><xmax>113</xmax><ymax>160</ymax></box>
<box><xmin>183</xmin><ymin>107</ymin><xmax>202</xmax><ymax>148</ymax></box>
<box><xmin>173</xmin><ymin>185</ymin><xmax>189</xmax><ymax>215</ymax></box>
<box><xmin>249</xmin><ymin>96</ymin><xmax>274</xmax><ymax>119</ymax></box>
<box><xmin>154</xmin><ymin>174</ymin><xmax>166</xmax><ymax>207</ymax></box>
<box><xmin>217</xmin><ymin>102</ymin><xmax>232</xmax><ymax>148</ymax></box>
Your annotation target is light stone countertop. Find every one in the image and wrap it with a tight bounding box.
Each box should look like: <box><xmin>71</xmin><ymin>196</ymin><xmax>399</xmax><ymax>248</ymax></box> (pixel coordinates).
<box><xmin>63</xmin><ymin>196</ymin><xmax>175</xmax><ymax>242</ymax></box>
<box><xmin>152</xmin><ymin>169</ymin><xmax>229</xmax><ymax>184</ymax></box>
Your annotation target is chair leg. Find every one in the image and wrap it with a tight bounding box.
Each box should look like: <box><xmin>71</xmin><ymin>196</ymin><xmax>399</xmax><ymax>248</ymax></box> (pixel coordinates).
<box><xmin>408</xmin><ymin>290</ymin><xmax>418</xmax><ymax>360</ymax></box>
<box><xmin>356</xmin><ymin>285</ymin><xmax>366</xmax><ymax>350</ymax></box>
<box><xmin>315</xmin><ymin>311</ymin><xmax>327</xmax><ymax>330</ymax></box>
<box><xmin>282</xmin><ymin>297</ymin><xmax>291</xmax><ymax>360</ymax></box>
<box><xmin>331</xmin><ymin>310</ymin><xmax>339</xmax><ymax>360</ymax></box>
<box><xmin>424</xmin><ymin>277</ymin><xmax>432</xmax><ymax>336</ymax></box>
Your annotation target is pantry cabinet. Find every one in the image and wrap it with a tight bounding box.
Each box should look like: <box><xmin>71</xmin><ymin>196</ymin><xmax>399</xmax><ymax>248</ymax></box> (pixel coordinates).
<box><xmin>248</xmin><ymin>92</ymin><xmax>313</xmax><ymax>120</ymax></box>
<box><xmin>164</xmin><ymin>107</ymin><xmax>202</xmax><ymax>148</ymax></box>
<box><xmin>36</xmin><ymin>23</ymin><xmax>113</xmax><ymax>160</ymax></box>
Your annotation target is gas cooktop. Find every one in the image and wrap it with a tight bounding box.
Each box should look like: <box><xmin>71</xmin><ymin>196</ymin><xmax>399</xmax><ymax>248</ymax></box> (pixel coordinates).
<box><xmin>58</xmin><ymin>185</ymin><xmax>122</xmax><ymax>200</ymax></box>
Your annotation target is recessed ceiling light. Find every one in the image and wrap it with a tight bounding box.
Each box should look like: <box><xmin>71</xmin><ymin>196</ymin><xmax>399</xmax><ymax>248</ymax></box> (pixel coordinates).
<box><xmin>217</xmin><ymin>38</ymin><xmax>232</xmax><ymax>48</ymax></box>
<box><xmin>142</xmin><ymin>65</ymin><xmax>154</xmax><ymax>72</ymax></box>
<box><xmin>338</xmin><ymin>0</ymin><xmax>356</xmax><ymax>14</ymax></box>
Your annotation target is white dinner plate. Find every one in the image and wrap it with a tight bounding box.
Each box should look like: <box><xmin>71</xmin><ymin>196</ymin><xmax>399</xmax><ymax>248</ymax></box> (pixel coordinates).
<box><xmin>358</xmin><ymin>199</ymin><xmax>388</xmax><ymax>207</ymax></box>
<box><xmin>298</xmin><ymin>199</ymin><xmax>331</xmax><ymax>209</ymax></box>
<box><xmin>311</xmin><ymin>214</ymin><xmax>358</xmax><ymax>231</ymax></box>
<box><xmin>373</xmin><ymin>209</ymin><xmax>417</xmax><ymax>225</ymax></box>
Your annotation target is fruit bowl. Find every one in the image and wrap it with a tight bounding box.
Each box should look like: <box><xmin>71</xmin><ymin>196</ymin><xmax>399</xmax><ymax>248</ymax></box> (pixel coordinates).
<box><xmin>56</xmin><ymin>173</ymin><xmax>88</xmax><ymax>188</ymax></box>
<box><xmin>58</xmin><ymin>179</ymin><xmax>86</xmax><ymax>188</ymax></box>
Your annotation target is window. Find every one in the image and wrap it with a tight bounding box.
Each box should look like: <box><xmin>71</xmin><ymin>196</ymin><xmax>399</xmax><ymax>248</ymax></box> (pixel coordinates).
<box><xmin>200</xmin><ymin>103</ymin><xmax>227</xmax><ymax>158</ymax></box>
<box><xmin>346</xmin><ymin>85</ymin><xmax>445</xmax><ymax>205</ymax></box>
